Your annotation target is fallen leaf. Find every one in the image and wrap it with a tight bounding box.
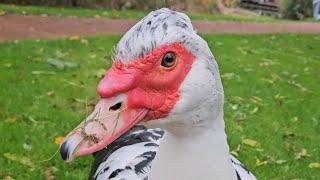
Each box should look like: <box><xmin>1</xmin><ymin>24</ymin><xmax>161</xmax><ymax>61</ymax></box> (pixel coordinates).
<box><xmin>94</xmin><ymin>68</ymin><xmax>106</xmax><ymax>78</ymax></box>
<box><xmin>231</xmin><ymin>96</ymin><xmax>245</xmax><ymax>104</ymax></box>
<box><xmin>102</xmin><ymin>11</ymin><xmax>109</xmax><ymax>16</ymax></box>
<box><xmin>242</xmin><ymin>138</ymin><xmax>259</xmax><ymax>147</ymax></box>
<box><xmin>31</xmin><ymin>71</ymin><xmax>56</xmax><ymax>75</ymax></box>
<box><xmin>234</xmin><ymin>111</ymin><xmax>247</xmax><ymax>121</ymax></box>
<box><xmin>295</xmin><ymin>148</ymin><xmax>310</xmax><ymax>159</ymax></box>
<box><xmin>259</xmin><ymin>62</ymin><xmax>269</xmax><ymax>67</ymax></box>
<box><xmin>230</xmin><ymin>150</ymin><xmax>239</xmax><ymax>157</ymax></box>
<box><xmin>294</xmin><ymin>49</ymin><xmax>304</xmax><ymax>54</ymax></box>
<box><xmin>237</xmin><ymin>47</ymin><xmax>247</xmax><ymax>55</ymax></box>
<box><xmin>284</xmin><ymin>164</ymin><xmax>290</xmax><ymax>172</ymax></box>
<box><xmin>54</xmin><ymin>136</ymin><xmax>64</xmax><ymax>145</ymax></box>
<box><xmin>262</xmin><ymin>78</ymin><xmax>274</xmax><ymax>84</ymax></box>
<box><xmin>221</xmin><ymin>72</ymin><xmax>235</xmax><ymax>80</ymax></box>
<box><xmin>90</xmin><ymin>54</ymin><xmax>97</xmax><ymax>59</ymax></box>
<box><xmin>309</xmin><ymin>162</ymin><xmax>320</xmax><ymax>169</ymax></box>
<box><xmin>275</xmin><ymin>159</ymin><xmax>287</xmax><ymax>164</ymax></box>
<box><xmin>249</xmin><ymin>107</ymin><xmax>259</xmax><ymax>114</ymax></box>
<box><xmin>255</xmin><ymin>156</ymin><xmax>268</xmax><ymax>167</ymax></box>
<box><xmin>3</xmin><ymin>176</ymin><xmax>14</xmax><ymax>180</ymax></box>
<box><xmin>71</xmin><ymin>98</ymin><xmax>85</xmax><ymax>103</ymax></box>
<box><xmin>3</xmin><ymin>153</ymin><xmax>34</xmax><ymax>167</ymax></box>
<box><xmin>55</xmin><ymin>50</ymin><xmax>67</xmax><ymax>58</ymax></box>
<box><xmin>5</xmin><ymin>116</ymin><xmax>19</xmax><ymax>123</ymax></box>
<box><xmin>46</xmin><ymin>91</ymin><xmax>54</xmax><ymax>97</ymax></box>
<box><xmin>94</xmin><ymin>14</ymin><xmax>101</xmax><ymax>18</ymax></box>
<box><xmin>250</xmin><ymin>96</ymin><xmax>263</xmax><ymax>106</ymax></box>
<box><xmin>51</xmin><ymin>166</ymin><xmax>59</xmax><ymax>173</ymax></box>
<box><xmin>284</xmin><ymin>142</ymin><xmax>295</xmax><ymax>152</ymax></box>
<box><xmin>0</xmin><ymin>10</ymin><xmax>6</xmax><ymax>16</ymax></box>
<box><xmin>274</xmin><ymin>94</ymin><xmax>285</xmax><ymax>106</ymax></box>
<box><xmin>23</xmin><ymin>143</ymin><xmax>32</xmax><ymax>151</ymax></box>
<box><xmin>230</xmin><ymin>144</ymin><xmax>241</xmax><ymax>157</ymax></box>
<box><xmin>4</xmin><ymin>63</ymin><xmax>12</xmax><ymax>68</ymax></box>
<box><xmin>291</xmin><ymin>74</ymin><xmax>299</xmax><ymax>79</ymax></box>
<box><xmin>259</xmin><ymin>58</ymin><xmax>275</xmax><ymax>67</ymax></box>
<box><xmin>38</xmin><ymin>48</ymin><xmax>44</xmax><ymax>53</ymax></box>
<box><xmin>287</xmin><ymin>80</ymin><xmax>308</xmax><ymax>92</ymax></box>
<box><xmin>80</xmin><ymin>38</ymin><xmax>89</xmax><ymax>46</ymax></box>
<box><xmin>243</xmin><ymin>67</ymin><xmax>253</xmax><ymax>72</ymax></box>
<box><xmin>231</xmin><ymin>104</ymin><xmax>238</xmax><ymax>111</ymax></box>
<box><xmin>47</xmin><ymin>59</ymin><xmax>78</xmax><ymax>70</ymax></box>
<box><xmin>28</xmin><ymin>116</ymin><xmax>38</xmax><ymax>124</ymax></box>
<box><xmin>270</xmin><ymin>72</ymin><xmax>282</xmax><ymax>81</ymax></box>
<box><xmin>255</xmin><ymin>148</ymin><xmax>264</xmax><ymax>152</ymax></box>
<box><xmin>62</xmin><ymin>79</ymin><xmax>84</xmax><ymax>88</ymax></box>
<box><xmin>291</xmin><ymin>117</ymin><xmax>299</xmax><ymax>123</ymax></box>
<box><xmin>69</xmin><ymin>35</ymin><xmax>80</xmax><ymax>41</ymax></box>
<box><xmin>44</xmin><ymin>167</ymin><xmax>54</xmax><ymax>180</ymax></box>
<box><xmin>215</xmin><ymin>41</ymin><xmax>223</xmax><ymax>46</ymax></box>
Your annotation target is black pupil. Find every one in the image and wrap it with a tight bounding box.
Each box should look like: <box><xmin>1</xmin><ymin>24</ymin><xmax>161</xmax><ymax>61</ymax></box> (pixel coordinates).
<box><xmin>162</xmin><ymin>53</ymin><xmax>175</xmax><ymax>67</ymax></box>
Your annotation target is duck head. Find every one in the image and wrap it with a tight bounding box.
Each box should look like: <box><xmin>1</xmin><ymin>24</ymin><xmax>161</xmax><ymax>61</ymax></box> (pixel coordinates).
<box><xmin>60</xmin><ymin>8</ymin><xmax>224</xmax><ymax>162</ymax></box>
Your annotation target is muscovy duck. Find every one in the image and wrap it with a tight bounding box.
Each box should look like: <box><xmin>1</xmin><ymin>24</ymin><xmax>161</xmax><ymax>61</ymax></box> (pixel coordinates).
<box><xmin>60</xmin><ymin>8</ymin><xmax>256</xmax><ymax>180</ymax></box>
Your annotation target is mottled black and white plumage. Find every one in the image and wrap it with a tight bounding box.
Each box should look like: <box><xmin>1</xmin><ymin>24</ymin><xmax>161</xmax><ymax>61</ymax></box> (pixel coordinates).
<box><xmin>89</xmin><ymin>126</ymin><xmax>164</xmax><ymax>180</ymax></box>
<box><xmin>115</xmin><ymin>8</ymin><xmax>201</xmax><ymax>64</ymax></box>
<box><xmin>89</xmin><ymin>125</ymin><xmax>256</xmax><ymax>180</ymax></box>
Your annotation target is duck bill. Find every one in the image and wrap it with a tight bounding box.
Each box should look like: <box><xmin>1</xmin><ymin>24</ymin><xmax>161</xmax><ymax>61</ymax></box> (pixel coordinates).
<box><xmin>59</xmin><ymin>96</ymin><xmax>148</xmax><ymax>162</ymax></box>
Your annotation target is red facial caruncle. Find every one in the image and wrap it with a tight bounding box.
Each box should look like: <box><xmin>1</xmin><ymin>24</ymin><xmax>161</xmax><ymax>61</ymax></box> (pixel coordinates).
<box><xmin>98</xmin><ymin>42</ymin><xmax>195</xmax><ymax>119</ymax></box>
<box><xmin>60</xmin><ymin>42</ymin><xmax>195</xmax><ymax>161</ymax></box>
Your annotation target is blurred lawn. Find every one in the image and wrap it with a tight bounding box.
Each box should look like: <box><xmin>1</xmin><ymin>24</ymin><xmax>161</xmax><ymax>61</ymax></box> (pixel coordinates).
<box><xmin>0</xmin><ymin>34</ymin><xmax>319</xmax><ymax>179</ymax></box>
<box><xmin>0</xmin><ymin>3</ymin><xmax>285</xmax><ymax>23</ymax></box>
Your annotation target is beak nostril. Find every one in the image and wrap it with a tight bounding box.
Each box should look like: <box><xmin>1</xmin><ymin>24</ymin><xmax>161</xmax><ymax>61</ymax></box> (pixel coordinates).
<box><xmin>109</xmin><ymin>102</ymin><xmax>122</xmax><ymax>111</ymax></box>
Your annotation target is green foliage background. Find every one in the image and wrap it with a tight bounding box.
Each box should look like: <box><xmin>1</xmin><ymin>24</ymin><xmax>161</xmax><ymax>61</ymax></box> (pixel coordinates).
<box><xmin>0</xmin><ymin>34</ymin><xmax>319</xmax><ymax>179</ymax></box>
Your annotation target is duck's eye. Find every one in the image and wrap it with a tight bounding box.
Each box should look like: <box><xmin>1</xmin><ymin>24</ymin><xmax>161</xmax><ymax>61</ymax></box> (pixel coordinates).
<box><xmin>161</xmin><ymin>52</ymin><xmax>176</xmax><ymax>68</ymax></box>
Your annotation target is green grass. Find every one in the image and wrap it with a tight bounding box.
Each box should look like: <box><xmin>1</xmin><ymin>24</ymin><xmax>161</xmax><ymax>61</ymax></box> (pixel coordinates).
<box><xmin>0</xmin><ymin>34</ymin><xmax>319</xmax><ymax>179</ymax></box>
<box><xmin>0</xmin><ymin>3</ymin><xmax>283</xmax><ymax>22</ymax></box>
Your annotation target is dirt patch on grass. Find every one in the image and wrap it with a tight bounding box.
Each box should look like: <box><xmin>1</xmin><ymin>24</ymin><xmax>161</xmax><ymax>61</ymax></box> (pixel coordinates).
<box><xmin>0</xmin><ymin>14</ymin><xmax>319</xmax><ymax>42</ymax></box>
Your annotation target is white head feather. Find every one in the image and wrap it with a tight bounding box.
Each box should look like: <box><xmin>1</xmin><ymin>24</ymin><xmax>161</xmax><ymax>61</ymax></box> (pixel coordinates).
<box><xmin>116</xmin><ymin>8</ymin><xmax>224</xmax><ymax>133</ymax></box>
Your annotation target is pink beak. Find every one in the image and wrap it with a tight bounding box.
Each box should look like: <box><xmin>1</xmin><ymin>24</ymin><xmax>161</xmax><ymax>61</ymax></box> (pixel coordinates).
<box><xmin>60</xmin><ymin>95</ymin><xmax>148</xmax><ymax>162</ymax></box>
<box><xmin>60</xmin><ymin>65</ymin><xmax>148</xmax><ymax>162</ymax></box>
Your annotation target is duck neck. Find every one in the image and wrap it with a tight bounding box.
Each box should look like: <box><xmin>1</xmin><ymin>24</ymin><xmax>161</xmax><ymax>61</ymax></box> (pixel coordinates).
<box><xmin>148</xmin><ymin>110</ymin><xmax>237</xmax><ymax>180</ymax></box>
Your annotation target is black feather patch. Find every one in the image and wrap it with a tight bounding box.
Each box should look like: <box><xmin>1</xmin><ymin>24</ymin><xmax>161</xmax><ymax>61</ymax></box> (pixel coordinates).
<box><xmin>89</xmin><ymin>125</ymin><xmax>164</xmax><ymax>180</ymax></box>
<box><xmin>134</xmin><ymin>151</ymin><xmax>156</xmax><ymax>174</ymax></box>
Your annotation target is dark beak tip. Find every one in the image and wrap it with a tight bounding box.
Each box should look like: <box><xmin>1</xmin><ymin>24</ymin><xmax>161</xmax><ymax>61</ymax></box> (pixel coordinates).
<box><xmin>60</xmin><ymin>141</ymin><xmax>69</xmax><ymax>161</ymax></box>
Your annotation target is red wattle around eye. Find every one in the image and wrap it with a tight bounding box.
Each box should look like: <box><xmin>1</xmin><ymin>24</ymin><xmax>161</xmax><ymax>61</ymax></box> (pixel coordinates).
<box><xmin>97</xmin><ymin>42</ymin><xmax>195</xmax><ymax>119</ymax></box>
